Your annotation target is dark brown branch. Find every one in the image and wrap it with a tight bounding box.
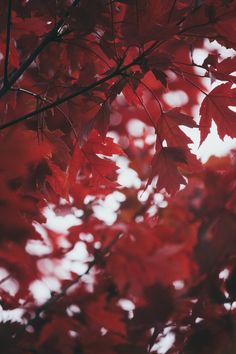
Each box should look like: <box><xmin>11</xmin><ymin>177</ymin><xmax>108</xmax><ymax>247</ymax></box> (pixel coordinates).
<box><xmin>0</xmin><ymin>39</ymin><xmax>165</xmax><ymax>131</ymax></box>
<box><xmin>0</xmin><ymin>68</ymin><xmax>121</xmax><ymax>130</ymax></box>
<box><xmin>4</xmin><ymin>0</ymin><xmax>12</xmax><ymax>88</ymax></box>
<box><xmin>0</xmin><ymin>17</ymin><xmax>216</xmax><ymax>131</ymax></box>
<box><xmin>0</xmin><ymin>0</ymin><xmax>81</xmax><ymax>99</ymax></box>
<box><xmin>0</xmin><ymin>274</ymin><xmax>11</xmax><ymax>285</ymax></box>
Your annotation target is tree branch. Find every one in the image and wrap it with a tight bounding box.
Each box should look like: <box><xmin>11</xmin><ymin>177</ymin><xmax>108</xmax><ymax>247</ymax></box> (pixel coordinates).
<box><xmin>0</xmin><ymin>0</ymin><xmax>81</xmax><ymax>99</ymax></box>
<box><xmin>0</xmin><ymin>39</ymin><xmax>164</xmax><ymax>131</ymax></box>
<box><xmin>3</xmin><ymin>0</ymin><xmax>12</xmax><ymax>88</ymax></box>
<box><xmin>0</xmin><ymin>17</ymin><xmax>215</xmax><ymax>131</ymax></box>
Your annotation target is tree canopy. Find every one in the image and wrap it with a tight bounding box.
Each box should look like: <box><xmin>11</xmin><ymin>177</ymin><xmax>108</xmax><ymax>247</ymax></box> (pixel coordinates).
<box><xmin>1</xmin><ymin>0</ymin><xmax>236</xmax><ymax>353</ymax></box>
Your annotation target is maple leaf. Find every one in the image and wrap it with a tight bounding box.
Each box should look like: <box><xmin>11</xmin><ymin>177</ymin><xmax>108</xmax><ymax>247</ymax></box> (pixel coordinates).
<box><xmin>67</xmin><ymin>131</ymin><xmax>124</xmax><ymax>194</ymax></box>
<box><xmin>157</xmin><ymin>109</ymin><xmax>198</xmax><ymax>148</ymax></box>
<box><xmin>206</xmin><ymin>56</ymin><xmax>236</xmax><ymax>84</ymax></box>
<box><xmin>1</xmin><ymin>1</ymin><xmax>236</xmax><ymax>353</ymax></box>
<box><xmin>215</xmin><ymin>15</ymin><xmax>236</xmax><ymax>49</ymax></box>
<box><xmin>122</xmin><ymin>0</ymin><xmax>179</xmax><ymax>45</ymax></box>
<box><xmin>85</xmin><ymin>295</ymin><xmax>126</xmax><ymax>335</ymax></box>
<box><xmin>12</xmin><ymin>12</ymin><xmax>50</xmax><ymax>38</ymax></box>
<box><xmin>147</xmin><ymin>50</ymin><xmax>172</xmax><ymax>87</ymax></box>
<box><xmin>38</xmin><ymin>316</ymin><xmax>79</xmax><ymax>354</ymax></box>
<box><xmin>147</xmin><ymin>147</ymin><xmax>187</xmax><ymax>195</ymax></box>
<box><xmin>0</xmin><ymin>128</ymin><xmax>52</xmax><ymax>178</ymax></box>
<box><xmin>46</xmin><ymin>160</ymin><xmax>69</xmax><ymax>199</ymax></box>
<box><xmin>199</xmin><ymin>83</ymin><xmax>236</xmax><ymax>143</ymax></box>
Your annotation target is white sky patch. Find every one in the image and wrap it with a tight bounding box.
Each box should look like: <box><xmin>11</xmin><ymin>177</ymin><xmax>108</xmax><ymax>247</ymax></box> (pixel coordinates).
<box><xmin>0</xmin><ymin>268</ymin><xmax>9</xmax><ymax>280</ymax></box>
<box><xmin>0</xmin><ymin>306</ymin><xmax>25</xmax><ymax>323</ymax></box>
<box><xmin>151</xmin><ymin>328</ymin><xmax>175</xmax><ymax>354</ymax></box>
<box><xmin>204</xmin><ymin>39</ymin><xmax>236</xmax><ymax>57</ymax></box>
<box><xmin>224</xmin><ymin>303</ymin><xmax>232</xmax><ymax>311</ymax></box>
<box><xmin>163</xmin><ymin>90</ymin><xmax>189</xmax><ymax>106</ymax></box>
<box><xmin>127</xmin><ymin>119</ymin><xmax>146</xmax><ymax>137</ymax></box>
<box><xmin>138</xmin><ymin>189</ymin><xmax>149</xmax><ymax>202</ymax></box>
<box><xmin>30</xmin><ymin>280</ymin><xmax>51</xmax><ymax>305</ymax></box>
<box><xmin>116</xmin><ymin>156</ymin><xmax>142</xmax><ymax>188</ymax></box>
<box><xmin>93</xmin><ymin>204</ymin><xmax>117</xmax><ymax>225</ymax></box>
<box><xmin>0</xmin><ymin>278</ymin><xmax>19</xmax><ymax>297</ymax></box>
<box><xmin>62</xmin><ymin>241</ymin><xmax>90</xmax><ymax>275</ymax></box>
<box><xmin>42</xmin><ymin>276</ymin><xmax>61</xmax><ymax>292</ymax></box>
<box><xmin>65</xmin><ymin>241</ymin><xmax>88</xmax><ymax>261</ymax></box>
<box><xmin>118</xmin><ymin>299</ymin><xmax>135</xmax><ymax>311</ymax></box>
<box><xmin>219</xmin><ymin>268</ymin><xmax>230</xmax><ymax>280</ymax></box>
<box><xmin>26</xmin><ymin>239</ymin><xmax>52</xmax><ymax>256</ymax></box>
<box><xmin>80</xmin><ymin>233</ymin><xmax>94</xmax><ymax>242</ymax></box>
<box><xmin>183</xmin><ymin>121</ymin><xmax>236</xmax><ymax>163</ymax></box>
<box><xmin>44</xmin><ymin>205</ymin><xmax>81</xmax><ymax>233</ymax></box>
<box><xmin>173</xmin><ymin>280</ymin><xmax>185</xmax><ymax>290</ymax></box>
<box><xmin>145</xmin><ymin>133</ymin><xmax>156</xmax><ymax>145</ymax></box>
<box><xmin>192</xmin><ymin>48</ymin><xmax>208</xmax><ymax>64</ymax></box>
<box><xmin>62</xmin><ymin>259</ymin><xmax>89</xmax><ymax>277</ymax></box>
<box><xmin>37</xmin><ymin>258</ymin><xmax>72</xmax><ymax>280</ymax></box>
<box><xmin>118</xmin><ymin>168</ymin><xmax>141</xmax><ymax>188</ymax></box>
<box><xmin>36</xmin><ymin>252</ymin><xmax>88</xmax><ymax>295</ymax></box>
<box><xmin>195</xmin><ymin>317</ymin><xmax>204</xmax><ymax>323</ymax></box>
<box><xmin>92</xmin><ymin>191</ymin><xmax>126</xmax><ymax>225</ymax></box>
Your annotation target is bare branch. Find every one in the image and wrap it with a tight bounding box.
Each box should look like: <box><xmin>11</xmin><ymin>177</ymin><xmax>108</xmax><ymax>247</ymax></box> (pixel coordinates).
<box><xmin>11</xmin><ymin>87</ymin><xmax>78</xmax><ymax>139</ymax></box>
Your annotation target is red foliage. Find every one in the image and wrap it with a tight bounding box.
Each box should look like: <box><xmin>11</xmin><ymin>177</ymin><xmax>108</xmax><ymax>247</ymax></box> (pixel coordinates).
<box><xmin>0</xmin><ymin>0</ymin><xmax>236</xmax><ymax>353</ymax></box>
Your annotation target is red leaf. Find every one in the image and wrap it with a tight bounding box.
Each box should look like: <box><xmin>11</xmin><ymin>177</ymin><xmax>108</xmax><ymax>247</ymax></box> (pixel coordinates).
<box><xmin>38</xmin><ymin>316</ymin><xmax>79</xmax><ymax>354</ymax></box>
<box><xmin>199</xmin><ymin>83</ymin><xmax>236</xmax><ymax>143</ymax></box>
<box><xmin>148</xmin><ymin>147</ymin><xmax>187</xmax><ymax>194</ymax></box>
<box><xmin>157</xmin><ymin>109</ymin><xmax>197</xmax><ymax>148</ymax></box>
<box><xmin>207</xmin><ymin>56</ymin><xmax>236</xmax><ymax>84</ymax></box>
<box><xmin>85</xmin><ymin>295</ymin><xmax>126</xmax><ymax>335</ymax></box>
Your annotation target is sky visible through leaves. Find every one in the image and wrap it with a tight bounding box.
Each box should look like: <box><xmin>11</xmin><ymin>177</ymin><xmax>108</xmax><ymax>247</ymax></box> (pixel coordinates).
<box><xmin>1</xmin><ymin>1</ymin><xmax>236</xmax><ymax>353</ymax></box>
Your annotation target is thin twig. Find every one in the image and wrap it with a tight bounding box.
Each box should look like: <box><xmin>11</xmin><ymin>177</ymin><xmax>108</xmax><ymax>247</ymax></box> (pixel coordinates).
<box><xmin>0</xmin><ymin>38</ymin><xmax>165</xmax><ymax>131</ymax></box>
<box><xmin>126</xmin><ymin>79</ymin><xmax>156</xmax><ymax>128</ymax></box>
<box><xmin>0</xmin><ymin>13</ymin><xmax>221</xmax><ymax>131</ymax></box>
<box><xmin>135</xmin><ymin>77</ymin><xmax>163</xmax><ymax>114</ymax></box>
<box><xmin>173</xmin><ymin>69</ymin><xmax>208</xmax><ymax>95</ymax></box>
<box><xmin>11</xmin><ymin>87</ymin><xmax>78</xmax><ymax>139</ymax></box>
<box><xmin>4</xmin><ymin>0</ymin><xmax>12</xmax><ymax>88</ymax></box>
<box><xmin>0</xmin><ymin>274</ymin><xmax>11</xmax><ymax>286</ymax></box>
